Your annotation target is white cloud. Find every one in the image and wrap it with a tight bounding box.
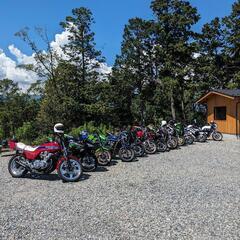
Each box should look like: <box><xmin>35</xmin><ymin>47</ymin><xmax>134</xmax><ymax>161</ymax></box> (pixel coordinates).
<box><xmin>0</xmin><ymin>49</ymin><xmax>39</xmax><ymax>91</ymax></box>
<box><xmin>0</xmin><ymin>30</ymin><xmax>112</xmax><ymax>91</ymax></box>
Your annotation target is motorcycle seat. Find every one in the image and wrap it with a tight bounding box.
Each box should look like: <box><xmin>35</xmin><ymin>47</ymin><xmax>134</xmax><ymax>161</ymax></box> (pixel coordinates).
<box><xmin>16</xmin><ymin>142</ymin><xmax>39</xmax><ymax>152</ymax></box>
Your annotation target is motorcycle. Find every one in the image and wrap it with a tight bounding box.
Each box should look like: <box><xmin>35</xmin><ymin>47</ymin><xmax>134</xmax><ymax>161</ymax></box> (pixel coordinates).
<box><xmin>128</xmin><ymin>130</ymin><xmax>145</xmax><ymax>157</ymax></box>
<box><xmin>87</xmin><ymin>132</ymin><xmax>112</xmax><ymax>166</ymax></box>
<box><xmin>186</xmin><ymin>125</ymin><xmax>207</xmax><ymax>143</ymax></box>
<box><xmin>66</xmin><ymin>132</ymin><xmax>98</xmax><ymax>172</ymax></box>
<box><xmin>106</xmin><ymin>132</ymin><xmax>135</xmax><ymax>162</ymax></box>
<box><xmin>8</xmin><ymin>131</ymin><xmax>82</xmax><ymax>182</ymax></box>
<box><xmin>132</xmin><ymin>127</ymin><xmax>157</xmax><ymax>154</ymax></box>
<box><xmin>202</xmin><ymin>121</ymin><xmax>223</xmax><ymax>141</ymax></box>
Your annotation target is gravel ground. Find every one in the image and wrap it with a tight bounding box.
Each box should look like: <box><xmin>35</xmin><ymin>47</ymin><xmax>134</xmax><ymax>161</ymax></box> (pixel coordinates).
<box><xmin>1</xmin><ymin>135</ymin><xmax>240</xmax><ymax>240</ymax></box>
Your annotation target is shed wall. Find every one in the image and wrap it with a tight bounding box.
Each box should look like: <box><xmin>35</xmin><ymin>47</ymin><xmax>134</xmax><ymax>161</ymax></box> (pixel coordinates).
<box><xmin>207</xmin><ymin>95</ymin><xmax>240</xmax><ymax>134</ymax></box>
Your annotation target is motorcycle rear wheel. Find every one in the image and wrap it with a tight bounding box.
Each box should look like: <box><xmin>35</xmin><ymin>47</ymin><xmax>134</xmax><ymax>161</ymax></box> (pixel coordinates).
<box><xmin>82</xmin><ymin>155</ymin><xmax>97</xmax><ymax>172</ymax></box>
<box><xmin>119</xmin><ymin>148</ymin><xmax>135</xmax><ymax>162</ymax></box>
<box><xmin>144</xmin><ymin>141</ymin><xmax>157</xmax><ymax>154</ymax></box>
<box><xmin>178</xmin><ymin>136</ymin><xmax>186</xmax><ymax>146</ymax></box>
<box><xmin>96</xmin><ymin>150</ymin><xmax>112</xmax><ymax>166</ymax></box>
<box><xmin>156</xmin><ymin>140</ymin><xmax>167</xmax><ymax>152</ymax></box>
<box><xmin>8</xmin><ymin>155</ymin><xmax>28</xmax><ymax>178</ymax></box>
<box><xmin>132</xmin><ymin>144</ymin><xmax>145</xmax><ymax>157</ymax></box>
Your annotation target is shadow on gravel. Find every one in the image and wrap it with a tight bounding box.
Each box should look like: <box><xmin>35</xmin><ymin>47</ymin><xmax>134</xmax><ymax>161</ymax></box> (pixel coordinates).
<box><xmin>95</xmin><ymin>166</ymin><xmax>109</xmax><ymax>172</ymax></box>
<box><xmin>23</xmin><ymin>172</ymin><xmax>91</xmax><ymax>182</ymax></box>
<box><xmin>109</xmin><ymin>160</ymin><xmax>118</xmax><ymax>166</ymax></box>
<box><xmin>23</xmin><ymin>173</ymin><xmax>60</xmax><ymax>181</ymax></box>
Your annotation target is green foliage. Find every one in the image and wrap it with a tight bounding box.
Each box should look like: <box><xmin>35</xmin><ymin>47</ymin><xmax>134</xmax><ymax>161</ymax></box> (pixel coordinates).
<box><xmin>15</xmin><ymin>122</ymin><xmax>38</xmax><ymax>144</ymax></box>
<box><xmin>32</xmin><ymin>134</ymin><xmax>52</xmax><ymax>146</ymax></box>
<box><xmin>69</xmin><ymin>122</ymin><xmax>114</xmax><ymax>137</ymax></box>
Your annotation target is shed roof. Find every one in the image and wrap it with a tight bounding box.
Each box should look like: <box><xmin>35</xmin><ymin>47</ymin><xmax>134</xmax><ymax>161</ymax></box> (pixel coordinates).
<box><xmin>196</xmin><ymin>89</ymin><xmax>240</xmax><ymax>104</ymax></box>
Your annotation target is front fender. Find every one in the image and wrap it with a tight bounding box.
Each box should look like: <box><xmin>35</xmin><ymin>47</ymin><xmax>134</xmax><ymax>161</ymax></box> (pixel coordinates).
<box><xmin>56</xmin><ymin>155</ymin><xmax>80</xmax><ymax>170</ymax></box>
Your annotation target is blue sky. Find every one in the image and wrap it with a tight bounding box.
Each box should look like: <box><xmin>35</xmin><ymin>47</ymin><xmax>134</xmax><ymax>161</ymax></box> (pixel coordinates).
<box><xmin>0</xmin><ymin>0</ymin><xmax>236</xmax><ymax>66</ymax></box>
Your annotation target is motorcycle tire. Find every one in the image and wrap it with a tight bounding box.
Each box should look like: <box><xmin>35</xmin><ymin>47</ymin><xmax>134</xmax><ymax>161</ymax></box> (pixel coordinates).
<box><xmin>197</xmin><ymin>133</ymin><xmax>207</xmax><ymax>143</ymax></box>
<box><xmin>96</xmin><ymin>150</ymin><xmax>112</xmax><ymax>166</ymax></box>
<box><xmin>212</xmin><ymin>131</ymin><xmax>223</xmax><ymax>141</ymax></box>
<box><xmin>185</xmin><ymin>135</ymin><xmax>194</xmax><ymax>145</ymax></box>
<box><xmin>119</xmin><ymin>148</ymin><xmax>135</xmax><ymax>162</ymax></box>
<box><xmin>178</xmin><ymin>136</ymin><xmax>186</xmax><ymax>146</ymax></box>
<box><xmin>156</xmin><ymin>140</ymin><xmax>167</xmax><ymax>152</ymax></box>
<box><xmin>132</xmin><ymin>144</ymin><xmax>145</xmax><ymax>157</ymax></box>
<box><xmin>58</xmin><ymin>159</ymin><xmax>82</xmax><ymax>182</ymax></box>
<box><xmin>144</xmin><ymin>141</ymin><xmax>157</xmax><ymax>154</ymax></box>
<box><xmin>81</xmin><ymin>155</ymin><xmax>98</xmax><ymax>172</ymax></box>
<box><xmin>8</xmin><ymin>155</ymin><xmax>28</xmax><ymax>178</ymax></box>
<box><xmin>167</xmin><ymin>137</ymin><xmax>178</xmax><ymax>149</ymax></box>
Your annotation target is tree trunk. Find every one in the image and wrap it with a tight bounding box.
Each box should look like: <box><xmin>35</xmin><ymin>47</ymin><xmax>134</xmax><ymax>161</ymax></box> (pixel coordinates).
<box><xmin>170</xmin><ymin>90</ymin><xmax>176</xmax><ymax>120</ymax></box>
<box><xmin>181</xmin><ymin>90</ymin><xmax>186</xmax><ymax>122</ymax></box>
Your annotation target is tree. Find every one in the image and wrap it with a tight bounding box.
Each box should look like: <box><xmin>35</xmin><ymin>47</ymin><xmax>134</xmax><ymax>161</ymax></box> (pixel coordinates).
<box><xmin>0</xmin><ymin>79</ymin><xmax>40</xmax><ymax>138</ymax></box>
<box><xmin>151</xmin><ymin>0</ymin><xmax>200</xmax><ymax>120</ymax></box>
<box><xmin>222</xmin><ymin>0</ymin><xmax>240</xmax><ymax>87</ymax></box>
<box><xmin>110</xmin><ymin>18</ymin><xmax>156</xmax><ymax>124</ymax></box>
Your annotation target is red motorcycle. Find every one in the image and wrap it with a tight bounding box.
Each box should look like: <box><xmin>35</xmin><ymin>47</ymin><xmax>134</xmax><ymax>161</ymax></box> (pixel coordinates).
<box><xmin>8</xmin><ymin>124</ymin><xmax>83</xmax><ymax>182</ymax></box>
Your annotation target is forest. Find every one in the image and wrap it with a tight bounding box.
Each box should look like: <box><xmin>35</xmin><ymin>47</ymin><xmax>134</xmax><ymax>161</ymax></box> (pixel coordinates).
<box><xmin>0</xmin><ymin>0</ymin><xmax>239</xmax><ymax>143</ymax></box>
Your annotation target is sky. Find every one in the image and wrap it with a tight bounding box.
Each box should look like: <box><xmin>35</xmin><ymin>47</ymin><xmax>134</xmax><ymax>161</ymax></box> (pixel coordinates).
<box><xmin>0</xmin><ymin>0</ymin><xmax>237</xmax><ymax>89</ymax></box>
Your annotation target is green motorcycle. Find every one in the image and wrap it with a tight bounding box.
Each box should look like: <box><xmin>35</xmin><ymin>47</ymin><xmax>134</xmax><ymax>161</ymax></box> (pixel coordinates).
<box><xmin>174</xmin><ymin>123</ymin><xmax>186</xmax><ymax>146</ymax></box>
<box><xmin>87</xmin><ymin>133</ymin><xmax>112</xmax><ymax>166</ymax></box>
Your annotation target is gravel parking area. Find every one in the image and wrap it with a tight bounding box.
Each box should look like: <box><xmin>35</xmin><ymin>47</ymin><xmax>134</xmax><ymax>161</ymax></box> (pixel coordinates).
<box><xmin>1</xmin><ymin>136</ymin><xmax>240</xmax><ymax>240</ymax></box>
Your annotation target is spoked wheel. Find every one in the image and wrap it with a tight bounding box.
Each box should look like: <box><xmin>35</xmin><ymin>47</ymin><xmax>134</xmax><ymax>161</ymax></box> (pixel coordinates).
<box><xmin>58</xmin><ymin>159</ymin><xmax>82</xmax><ymax>182</ymax></box>
<box><xmin>96</xmin><ymin>150</ymin><xmax>112</xmax><ymax>166</ymax></box>
<box><xmin>212</xmin><ymin>131</ymin><xmax>223</xmax><ymax>141</ymax></box>
<box><xmin>8</xmin><ymin>155</ymin><xmax>28</xmax><ymax>178</ymax></box>
<box><xmin>156</xmin><ymin>140</ymin><xmax>167</xmax><ymax>152</ymax></box>
<box><xmin>119</xmin><ymin>148</ymin><xmax>135</xmax><ymax>162</ymax></box>
<box><xmin>132</xmin><ymin>144</ymin><xmax>145</xmax><ymax>157</ymax></box>
<box><xmin>81</xmin><ymin>155</ymin><xmax>97</xmax><ymax>172</ymax></box>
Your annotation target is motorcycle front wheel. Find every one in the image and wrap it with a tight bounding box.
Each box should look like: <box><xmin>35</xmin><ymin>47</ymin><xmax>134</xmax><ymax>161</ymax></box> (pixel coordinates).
<box><xmin>119</xmin><ymin>148</ymin><xmax>135</xmax><ymax>162</ymax></box>
<box><xmin>58</xmin><ymin>159</ymin><xmax>82</xmax><ymax>182</ymax></box>
<box><xmin>212</xmin><ymin>131</ymin><xmax>223</xmax><ymax>141</ymax></box>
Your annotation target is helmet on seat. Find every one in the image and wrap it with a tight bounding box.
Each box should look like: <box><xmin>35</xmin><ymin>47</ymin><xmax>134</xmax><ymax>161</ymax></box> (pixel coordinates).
<box><xmin>54</xmin><ymin>123</ymin><xmax>64</xmax><ymax>134</ymax></box>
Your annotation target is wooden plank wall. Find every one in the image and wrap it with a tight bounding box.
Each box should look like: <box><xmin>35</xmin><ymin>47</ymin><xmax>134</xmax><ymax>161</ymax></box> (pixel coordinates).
<box><xmin>207</xmin><ymin>95</ymin><xmax>240</xmax><ymax>134</ymax></box>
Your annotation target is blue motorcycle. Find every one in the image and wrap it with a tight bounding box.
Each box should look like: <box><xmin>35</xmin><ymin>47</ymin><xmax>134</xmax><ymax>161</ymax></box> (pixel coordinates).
<box><xmin>106</xmin><ymin>132</ymin><xmax>135</xmax><ymax>162</ymax></box>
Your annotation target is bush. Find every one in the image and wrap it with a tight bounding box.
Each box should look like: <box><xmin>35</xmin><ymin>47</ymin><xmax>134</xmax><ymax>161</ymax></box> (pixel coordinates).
<box><xmin>69</xmin><ymin>122</ymin><xmax>114</xmax><ymax>137</ymax></box>
<box><xmin>15</xmin><ymin>122</ymin><xmax>38</xmax><ymax>144</ymax></box>
<box><xmin>32</xmin><ymin>134</ymin><xmax>52</xmax><ymax>146</ymax></box>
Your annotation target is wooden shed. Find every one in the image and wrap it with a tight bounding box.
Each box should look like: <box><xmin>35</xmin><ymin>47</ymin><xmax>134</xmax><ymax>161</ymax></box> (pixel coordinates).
<box><xmin>196</xmin><ymin>89</ymin><xmax>240</xmax><ymax>135</ymax></box>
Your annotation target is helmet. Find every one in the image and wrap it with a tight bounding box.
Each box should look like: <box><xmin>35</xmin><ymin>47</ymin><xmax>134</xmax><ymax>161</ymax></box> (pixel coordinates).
<box><xmin>54</xmin><ymin>123</ymin><xmax>64</xmax><ymax>134</ymax></box>
<box><xmin>161</xmin><ymin>120</ymin><xmax>167</xmax><ymax>127</ymax></box>
<box><xmin>79</xmin><ymin>130</ymin><xmax>88</xmax><ymax>141</ymax></box>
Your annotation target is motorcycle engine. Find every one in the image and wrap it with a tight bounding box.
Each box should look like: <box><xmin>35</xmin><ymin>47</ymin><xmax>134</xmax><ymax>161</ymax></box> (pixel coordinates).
<box><xmin>30</xmin><ymin>152</ymin><xmax>53</xmax><ymax>170</ymax></box>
